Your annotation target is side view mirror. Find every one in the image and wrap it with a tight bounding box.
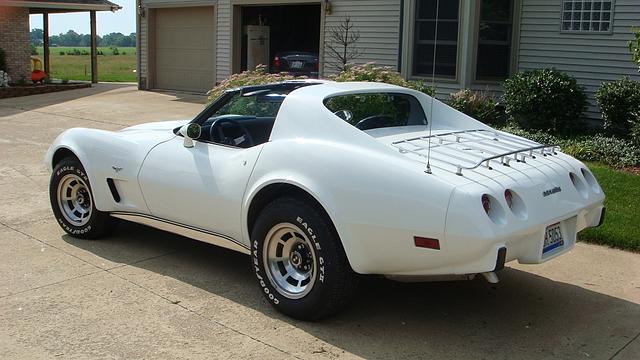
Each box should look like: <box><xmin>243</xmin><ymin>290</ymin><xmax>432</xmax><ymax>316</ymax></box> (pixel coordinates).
<box><xmin>179</xmin><ymin>123</ymin><xmax>201</xmax><ymax>148</ymax></box>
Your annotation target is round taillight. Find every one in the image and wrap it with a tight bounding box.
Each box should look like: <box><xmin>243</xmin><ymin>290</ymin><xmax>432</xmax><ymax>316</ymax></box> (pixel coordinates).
<box><xmin>504</xmin><ymin>189</ymin><xmax>514</xmax><ymax>209</ymax></box>
<box><xmin>569</xmin><ymin>172</ymin><xmax>588</xmax><ymax>199</ymax></box>
<box><xmin>581</xmin><ymin>168</ymin><xmax>601</xmax><ymax>193</ymax></box>
<box><xmin>481</xmin><ymin>194</ymin><xmax>491</xmax><ymax>215</ymax></box>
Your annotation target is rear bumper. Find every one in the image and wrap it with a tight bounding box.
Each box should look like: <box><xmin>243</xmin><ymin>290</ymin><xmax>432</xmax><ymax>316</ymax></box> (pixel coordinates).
<box><xmin>450</xmin><ymin>203</ymin><xmax>605</xmax><ymax>275</ymax></box>
<box><xmin>370</xmin><ymin>201</ymin><xmax>604</xmax><ymax>278</ymax></box>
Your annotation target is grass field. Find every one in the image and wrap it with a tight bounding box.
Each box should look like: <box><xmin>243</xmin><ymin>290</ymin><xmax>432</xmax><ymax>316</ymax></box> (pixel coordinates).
<box><xmin>579</xmin><ymin>163</ymin><xmax>639</xmax><ymax>252</ymax></box>
<box><xmin>35</xmin><ymin>47</ymin><xmax>136</xmax><ymax>82</ymax></box>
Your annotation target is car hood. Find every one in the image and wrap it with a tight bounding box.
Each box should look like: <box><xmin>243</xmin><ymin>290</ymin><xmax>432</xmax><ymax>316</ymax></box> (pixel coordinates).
<box><xmin>120</xmin><ymin>119</ymin><xmax>190</xmax><ymax>132</ymax></box>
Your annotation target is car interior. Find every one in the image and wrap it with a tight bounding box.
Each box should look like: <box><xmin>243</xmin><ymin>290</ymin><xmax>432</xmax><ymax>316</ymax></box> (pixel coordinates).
<box><xmin>178</xmin><ymin>85</ymin><xmax>428</xmax><ymax>149</ymax></box>
<box><xmin>183</xmin><ymin>83</ymin><xmax>319</xmax><ymax>149</ymax></box>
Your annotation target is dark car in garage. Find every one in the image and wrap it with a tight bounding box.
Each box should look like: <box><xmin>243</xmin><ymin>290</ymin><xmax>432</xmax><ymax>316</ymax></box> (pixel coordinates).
<box><xmin>272</xmin><ymin>51</ymin><xmax>319</xmax><ymax>78</ymax></box>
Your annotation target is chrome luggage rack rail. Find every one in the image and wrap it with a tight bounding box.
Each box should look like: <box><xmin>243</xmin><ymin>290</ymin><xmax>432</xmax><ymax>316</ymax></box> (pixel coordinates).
<box><xmin>391</xmin><ymin>129</ymin><xmax>559</xmax><ymax>176</ymax></box>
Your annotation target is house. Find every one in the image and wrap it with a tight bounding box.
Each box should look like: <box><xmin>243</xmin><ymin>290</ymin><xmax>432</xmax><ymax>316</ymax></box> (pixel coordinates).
<box><xmin>136</xmin><ymin>0</ymin><xmax>640</xmax><ymax>120</ymax></box>
<box><xmin>0</xmin><ymin>0</ymin><xmax>121</xmax><ymax>84</ymax></box>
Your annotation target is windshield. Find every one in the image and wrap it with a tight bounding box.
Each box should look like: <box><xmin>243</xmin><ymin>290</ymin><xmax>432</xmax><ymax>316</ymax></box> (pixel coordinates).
<box><xmin>212</xmin><ymin>91</ymin><xmax>288</xmax><ymax>118</ymax></box>
<box><xmin>324</xmin><ymin>92</ymin><xmax>427</xmax><ymax>131</ymax></box>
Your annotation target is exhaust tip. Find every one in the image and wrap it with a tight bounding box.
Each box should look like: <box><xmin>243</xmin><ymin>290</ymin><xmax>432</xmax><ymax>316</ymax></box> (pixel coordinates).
<box><xmin>481</xmin><ymin>272</ymin><xmax>500</xmax><ymax>284</ymax></box>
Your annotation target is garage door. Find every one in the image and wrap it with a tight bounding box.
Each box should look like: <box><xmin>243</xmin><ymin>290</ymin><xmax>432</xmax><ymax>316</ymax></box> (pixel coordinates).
<box><xmin>154</xmin><ymin>6</ymin><xmax>215</xmax><ymax>93</ymax></box>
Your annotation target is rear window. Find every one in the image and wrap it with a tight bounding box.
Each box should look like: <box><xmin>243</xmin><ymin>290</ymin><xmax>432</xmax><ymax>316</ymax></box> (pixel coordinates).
<box><xmin>324</xmin><ymin>92</ymin><xmax>427</xmax><ymax>131</ymax></box>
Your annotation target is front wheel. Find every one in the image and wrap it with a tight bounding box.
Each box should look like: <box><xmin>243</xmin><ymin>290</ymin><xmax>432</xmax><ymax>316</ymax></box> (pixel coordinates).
<box><xmin>49</xmin><ymin>157</ymin><xmax>115</xmax><ymax>239</ymax></box>
<box><xmin>251</xmin><ymin>197</ymin><xmax>358</xmax><ymax>320</ymax></box>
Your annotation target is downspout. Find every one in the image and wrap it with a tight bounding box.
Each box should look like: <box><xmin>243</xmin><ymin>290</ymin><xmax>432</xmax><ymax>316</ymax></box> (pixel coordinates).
<box><xmin>136</xmin><ymin>0</ymin><xmax>142</xmax><ymax>89</ymax></box>
<box><xmin>397</xmin><ymin>0</ymin><xmax>404</xmax><ymax>73</ymax></box>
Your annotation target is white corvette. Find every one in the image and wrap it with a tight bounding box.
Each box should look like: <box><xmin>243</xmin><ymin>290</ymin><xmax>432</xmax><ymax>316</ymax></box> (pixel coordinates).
<box><xmin>46</xmin><ymin>81</ymin><xmax>605</xmax><ymax>320</ymax></box>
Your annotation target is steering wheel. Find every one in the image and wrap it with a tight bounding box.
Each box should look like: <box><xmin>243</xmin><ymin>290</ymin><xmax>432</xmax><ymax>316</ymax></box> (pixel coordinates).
<box><xmin>355</xmin><ymin>115</ymin><xmax>395</xmax><ymax>130</ymax></box>
<box><xmin>210</xmin><ymin>118</ymin><xmax>255</xmax><ymax>147</ymax></box>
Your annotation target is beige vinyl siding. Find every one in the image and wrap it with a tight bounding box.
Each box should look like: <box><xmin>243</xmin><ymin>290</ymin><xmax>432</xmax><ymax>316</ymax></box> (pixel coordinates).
<box><xmin>139</xmin><ymin>15</ymin><xmax>147</xmax><ymax>79</ymax></box>
<box><xmin>323</xmin><ymin>0</ymin><xmax>401</xmax><ymax>75</ymax></box>
<box><xmin>215</xmin><ymin>0</ymin><xmax>231</xmax><ymax>83</ymax></box>
<box><xmin>518</xmin><ymin>0</ymin><xmax>640</xmax><ymax>121</ymax></box>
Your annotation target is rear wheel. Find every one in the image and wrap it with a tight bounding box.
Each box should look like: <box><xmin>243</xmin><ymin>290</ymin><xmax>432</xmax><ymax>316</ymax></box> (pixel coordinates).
<box><xmin>49</xmin><ymin>157</ymin><xmax>115</xmax><ymax>239</ymax></box>
<box><xmin>251</xmin><ymin>197</ymin><xmax>358</xmax><ymax>320</ymax></box>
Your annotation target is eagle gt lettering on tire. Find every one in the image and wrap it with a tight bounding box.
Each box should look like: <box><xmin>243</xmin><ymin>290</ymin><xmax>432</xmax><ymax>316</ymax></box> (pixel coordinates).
<box><xmin>251</xmin><ymin>197</ymin><xmax>358</xmax><ymax>320</ymax></box>
<box><xmin>49</xmin><ymin>157</ymin><xmax>115</xmax><ymax>239</ymax></box>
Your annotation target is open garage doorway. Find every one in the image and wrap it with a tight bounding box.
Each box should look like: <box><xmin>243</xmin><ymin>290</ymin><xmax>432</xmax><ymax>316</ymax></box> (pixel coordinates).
<box><xmin>235</xmin><ymin>3</ymin><xmax>321</xmax><ymax>78</ymax></box>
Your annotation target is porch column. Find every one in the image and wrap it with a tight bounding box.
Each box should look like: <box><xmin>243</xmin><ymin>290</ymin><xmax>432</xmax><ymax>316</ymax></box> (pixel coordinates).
<box><xmin>43</xmin><ymin>11</ymin><xmax>50</xmax><ymax>75</ymax></box>
<box><xmin>90</xmin><ymin>10</ymin><xmax>98</xmax><ymax>83</ymax></box>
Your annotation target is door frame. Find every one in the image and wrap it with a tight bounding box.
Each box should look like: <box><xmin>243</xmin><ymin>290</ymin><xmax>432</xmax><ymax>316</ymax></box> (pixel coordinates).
<box><xmin>230</xmin><ymin>0</ymin><xmax>325</xmax><ymax>77</ymax></box>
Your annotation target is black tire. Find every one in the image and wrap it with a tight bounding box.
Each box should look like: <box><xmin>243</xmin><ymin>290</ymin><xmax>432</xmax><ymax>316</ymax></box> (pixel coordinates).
<box><xmin>49</xmin><ymin>157</ymin><xmax>115</xmax><ymax>239</ymax></box>
<box><xmin>251</xmin><ymin>197</ymin><xmax>359</xmax><ymax>320</ymax></box>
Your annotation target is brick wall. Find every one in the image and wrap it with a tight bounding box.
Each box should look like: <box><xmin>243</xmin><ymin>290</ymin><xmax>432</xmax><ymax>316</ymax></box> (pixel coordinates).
<box><xmin>0</xmin><ymin>7</ymin><xmax>31</xmax><ymax>83</ymax></box>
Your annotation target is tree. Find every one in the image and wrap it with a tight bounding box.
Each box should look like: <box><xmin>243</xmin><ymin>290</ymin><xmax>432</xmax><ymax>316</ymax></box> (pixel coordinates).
<box><xmin>325</xmin><ymin>16</ymin><xmax>362</xmax><ymax>72</ymax></box>
<box><xmin>58</xmin><ymin>30</ymin><xmax>82</xmax><ymax>46</ymax></box>
<box><xmin>630</xmin><ymin>27</ymin><xmax>640</xmax><ymax>72</ymax></box>
<box><xmin>30</xmin><ymin>29</ymin><xmax>44</xmax><ymax>46</ymax></box>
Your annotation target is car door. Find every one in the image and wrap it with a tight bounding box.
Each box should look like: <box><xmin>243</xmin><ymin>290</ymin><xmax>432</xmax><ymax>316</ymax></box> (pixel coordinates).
<box><xmin>137</xmin><ymin>137</ymin><xmax>263</xmax><ymax>244</ymax></box>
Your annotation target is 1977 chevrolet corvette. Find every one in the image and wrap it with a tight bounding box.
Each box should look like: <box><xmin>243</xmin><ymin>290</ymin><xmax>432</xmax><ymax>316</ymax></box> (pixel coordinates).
<box><xmin>46</xmin><ymin>81</ymin><xmax>605</xmax><ymax>320</ymax></box>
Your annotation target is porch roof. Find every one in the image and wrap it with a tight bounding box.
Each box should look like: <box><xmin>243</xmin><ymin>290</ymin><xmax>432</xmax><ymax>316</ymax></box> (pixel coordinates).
<box><xmin>3</xmin><ymin>0</ymin><xmax>121</xmax><ymax>13</ymax></box>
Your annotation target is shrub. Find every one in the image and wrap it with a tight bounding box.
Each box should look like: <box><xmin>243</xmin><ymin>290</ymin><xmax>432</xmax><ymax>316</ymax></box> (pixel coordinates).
<box><xmin>207</xmin><ymin>64</ymin><xmax>303</xmax><ymax>102</ymax></box>
<box><xmin>448</xmin><ymin>89</ymin><xmax>503</xmax><ymax>125</ymax></box>
<box><xmin>110</xmin><ymin>47</ymin><xmax>119</xmax><ymax>55</ymax></box>
<box><xmin>499</xmin><ymin>124</ymin><xmax>640</xmax><ymax>168</ymax></box>
<box><xmin>0</xmin><ymin>48</ymin><xmax>6</xmax><ymax>72</ymax></box>
<box><xmin>632</xmin><ymin>112</ymin><xmax>640</xmax><ymax>145</ymax></box>
<box><xmin>0</xmin><ymin>70</ymin><xmax>10</xmax><ymax>88</ymax></box>
<box><xmin>30</xmin><ymin>43</ymin><xmax>38</xmax><ymax>55</ymax></box>
<box><xmin>595</xmin><ymin>77</ymin><xmax>640</xmax><ymax>137</ymax></box>
<box><xmin>630</xmin><ymin>27</ymin><xmax>640</xmax><ymax>72</ymax></box>
<box><xmin>502</xmin><ymin>68</ymin><xmax>587</xmax><ymax>135</ymax></box>
<box><xmin>59</xmin><ymin>51</ymin><xmax>65</xmax><ymax>56</ymax></box>
<box><xmin>329</xmin><ymin>62</ymin><xmax>433</xmax><ymax>95</ymax></box>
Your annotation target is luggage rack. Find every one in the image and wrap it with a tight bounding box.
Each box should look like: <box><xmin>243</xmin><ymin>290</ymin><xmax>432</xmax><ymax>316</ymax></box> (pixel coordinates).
<box><xmin>391</xmin><ymin>129</ymin><xmax>560</xmax><ymax>176</ymax></box>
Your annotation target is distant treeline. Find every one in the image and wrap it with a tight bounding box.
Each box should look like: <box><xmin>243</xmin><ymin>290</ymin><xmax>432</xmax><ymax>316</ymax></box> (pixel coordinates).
<box><xmin>30</xmin><ymin>29</ymin><xmax>136</xmax><ymax>48</ymax></box>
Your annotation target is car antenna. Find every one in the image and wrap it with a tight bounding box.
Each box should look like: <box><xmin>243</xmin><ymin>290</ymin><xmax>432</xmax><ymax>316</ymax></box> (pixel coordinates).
<box><xmin>425</xmin><ymin>0</ymin><xmax>440</xmax><ymax>175</ymax></box>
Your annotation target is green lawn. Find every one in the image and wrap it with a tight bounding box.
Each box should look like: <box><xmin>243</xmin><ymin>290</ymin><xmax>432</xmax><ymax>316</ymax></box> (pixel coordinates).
<box><xmin>35</xmin><ymin>47</ymin><xmax>136</xmax><ymax>82</ymax></box>
<box><xmin>579</xmin><ymin>163</ymin><xmax>639</xmax><ymax>252</ymax></box>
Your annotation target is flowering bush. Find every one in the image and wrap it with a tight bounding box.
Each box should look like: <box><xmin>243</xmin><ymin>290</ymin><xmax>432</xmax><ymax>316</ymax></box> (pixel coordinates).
<box><xmin>0</xmin><ymin>70</ymin><xmax>10</xmax><ymax>88</ymax></box>
<box><xmin>208</xmin><ymin>63</ymin><xmax>435</xmax><ymax>103</ymax></box>
<box><xmin>207</xmin><ymin>65</ymin><xmax>302</xmax><ymax>103</ymax></box>
<box><xmin>329</xmin><ymin>62</ymin><xmax>433</xmax><ymax>95</ymax></box>
<box><xmin>447</xmin><ymin>89</ymin><xmax>503</xmax><ymax>125</ymax></box>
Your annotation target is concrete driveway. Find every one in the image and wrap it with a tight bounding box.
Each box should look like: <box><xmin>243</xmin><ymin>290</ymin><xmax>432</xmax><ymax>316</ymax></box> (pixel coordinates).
<box><xmin>0</xmin><ymin>84</ymin><xmax>638</xmax><ymax>359</ymax></box>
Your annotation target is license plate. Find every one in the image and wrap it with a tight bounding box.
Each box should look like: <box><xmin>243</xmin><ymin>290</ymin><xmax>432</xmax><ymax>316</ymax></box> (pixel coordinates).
<box><xmin>543</xmin><ymin>222</ymin><xmax>564</xmax><ymax>254</ymax></box>
<box><xmin>290</xmin><ymin>61</ymin><xmax>304</xmax><ymax>69</ymax></box>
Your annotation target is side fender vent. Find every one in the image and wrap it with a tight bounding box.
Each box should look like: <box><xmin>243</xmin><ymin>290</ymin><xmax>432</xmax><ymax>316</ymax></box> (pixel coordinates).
<box><xmin>106</xmin><ymin>178</ymin><xmax>121</xmax><ymax>203</ymax></box>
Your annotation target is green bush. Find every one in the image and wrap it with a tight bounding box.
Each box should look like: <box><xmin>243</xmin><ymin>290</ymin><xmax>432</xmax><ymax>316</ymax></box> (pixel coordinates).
<box><xmin>447</xmin><ymin>89</ymin><xmax>503</xmax><ymax>125</ymax></box>
<box><xmin>595</xmin><ymin>77</ymin><xmax>640</xmax><ymax>137</ymax></box>
<box><xmin>207</xmin><ymin>64</ymin><xmax>303</xmax><ymax>103</ymax></box>
<box><xmin>0</xmin><ymin>48</ymin><xmax>6</xmax><ymax>72</ymax></box>
<box><xmin>502</xmin><ymin>68</ymin><xmax>587</xmax><ymax>135</ymax></box>
<box><xmin>499</xmin><ymin>124</ymin><xmax>640</xmax><ymax>168</ymax></box>
<box><xmin>630</xmin><ymin>27</ymin><xmax>640</xmax><ymax>72</ymax></box>
<box><xmin>329</xmin><ymin>62</ymin><xmax>433</xmax><ymax>95</ymax></box>
<box><xmin>632</xmin><ymin>112</ymin><xmax>640</xmax><ymax>145</ymax></box>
